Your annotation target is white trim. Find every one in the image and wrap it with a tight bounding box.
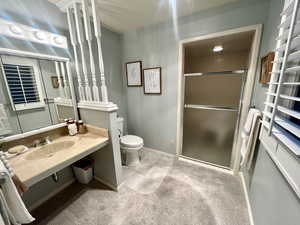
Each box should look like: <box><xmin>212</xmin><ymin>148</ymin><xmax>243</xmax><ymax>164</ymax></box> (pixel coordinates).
<box><xmin>94</xmin><ymin>176</ymin><xmax>118</xmax><ymax>191</ymax></box>
<box><xmin>77</xmin><ymin>101</ymin><xmax>118</xmax><ymax>112</ymax></box>
<box><xmin>1</xmin><ymin>123</ymin><xmax>66</xmax><ymax>142</ymax></box>
<box><xmin>239</xmin><ymin>172</ymin><xmax>255</xmax><ymax>225</ymax></box>
<box><xmin>28</xmin><ymin>178</ymin><xmax>75</xmax><ymax>211</ymax></box>
<box><xmin>0</xmin><ymin>47</ymin><xmax>69</xmax><ymax>62</ymax></box>
<box><xmin>49</xmin><ymin>0</ymin><xmax>81</xmax><ymax>12</ymax></box>
<box><xmin>176</xmin><ymin>24</ymin><xmax>263</xmax><ymax>173</ymax></box>
<box><xmin>179</xmin><ymin>156</ymin><xmax>234</xmax><ymax>175</ymax></box>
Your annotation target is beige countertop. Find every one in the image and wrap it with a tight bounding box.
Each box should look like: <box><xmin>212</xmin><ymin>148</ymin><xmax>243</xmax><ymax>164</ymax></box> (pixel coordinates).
<box><xmin>9</xmin><ymin>126</ymin><xmax>109</xmax><ymax>186</ymax></box>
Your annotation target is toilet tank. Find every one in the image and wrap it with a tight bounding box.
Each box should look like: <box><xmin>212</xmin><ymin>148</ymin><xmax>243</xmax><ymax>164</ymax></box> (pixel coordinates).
<box><xmin>116</xmin><ymin>117</ymin><xmax>124</xmax><ymax>137</ymax></box>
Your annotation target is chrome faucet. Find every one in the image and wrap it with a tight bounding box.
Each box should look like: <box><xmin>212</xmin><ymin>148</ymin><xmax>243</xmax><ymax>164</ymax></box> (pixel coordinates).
<box><xmin>32</xmin><ymin>136</ymin><xmax>52</xmax><ymax>147</ymax></box>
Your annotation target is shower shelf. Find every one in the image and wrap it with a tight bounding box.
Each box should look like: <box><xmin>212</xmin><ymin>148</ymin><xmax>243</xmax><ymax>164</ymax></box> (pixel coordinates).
<box><xmin>184</xmin><ymin>70</ymin><xmax>246</xmax><ymax>77</ymax></box>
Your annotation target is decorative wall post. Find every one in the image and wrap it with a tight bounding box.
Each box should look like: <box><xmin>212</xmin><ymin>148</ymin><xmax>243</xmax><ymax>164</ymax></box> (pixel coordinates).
<box><xmin>81</xmin><ymin>0</ymin><xmax>100</xmax><ymax>102</ymax></box>
<box><xmin>74</xmin><ymin>2</ymin><xmax>92</xmax><ymax>102</ymax></box>
<box><xmin>66</xmin><ymin>7</ymin><xmax>85</xmax><ymax>102</ymax></box>
<box><xmin>91</xmin><ymin>0</ymin><xmax>108</xmax><ymax>103</ymax></box>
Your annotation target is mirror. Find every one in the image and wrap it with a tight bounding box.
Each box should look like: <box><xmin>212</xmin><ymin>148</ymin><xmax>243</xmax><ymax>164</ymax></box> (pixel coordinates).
<box><xmin>0</xmin><ymin>54</ymin><xmax>76</xmax><ymax>138</ymax></box>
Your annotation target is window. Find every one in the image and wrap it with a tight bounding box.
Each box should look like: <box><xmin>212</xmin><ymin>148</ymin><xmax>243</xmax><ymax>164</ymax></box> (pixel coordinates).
<box><xmin>263</xmin><ymin>0</ymin><xmax>300</xmax><ymax>156</ymax></box>
<box><xmin>290</xmin><ymin>87</ymin><xmax>300</xmax><ymax>128</ymax></box>
<box><xmin>1</xmin><ymin>57</ymin><xmax>44</xmax><ymax>111</ymax></box>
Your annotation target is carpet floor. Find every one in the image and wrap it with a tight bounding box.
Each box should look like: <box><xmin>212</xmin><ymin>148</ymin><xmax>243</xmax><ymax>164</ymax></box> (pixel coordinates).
<box><xmin>30</xmin><ymin>150</ymin><xmax>250</xmax><ymax>225</ymax></box>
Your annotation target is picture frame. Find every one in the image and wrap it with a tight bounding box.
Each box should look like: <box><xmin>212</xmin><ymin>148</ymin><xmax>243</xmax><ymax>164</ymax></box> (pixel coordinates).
<box><xmin>125</xmin><ymin>61</ymin><xmax>142</xmax><ymax>86</ymax></box>
<box><xmin>51</xmin><ymin>76</ymin><xmax>64</xmax><ymax>89</ymax></box>
<box><xmin>260</xmin><ymin>52</ymin><xmax>275</xmax><ymax>84</ymax></box>
<box><xmin>143</xmin><ymin>67</ymin><xmax>162</xmax><ymax>95</ymax></box>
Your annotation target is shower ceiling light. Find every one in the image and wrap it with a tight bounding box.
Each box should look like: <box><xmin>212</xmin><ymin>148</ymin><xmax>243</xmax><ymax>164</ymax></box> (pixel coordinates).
<box><xmin>213</xmin><ymin>45</ymin><xmax>223</xmax><ymax>52</ymax></box>
<box><xmin>9</xmin><ymin>24</ymin><xmax>23</xmax><ymax>35</ymax></box>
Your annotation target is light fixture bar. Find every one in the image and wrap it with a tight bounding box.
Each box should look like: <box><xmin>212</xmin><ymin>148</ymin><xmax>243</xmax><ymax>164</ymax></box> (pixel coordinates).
<box><xmin>0</xmin><ymin>18</ymin><xmax>68</xmax><ymax>49</ymax></box>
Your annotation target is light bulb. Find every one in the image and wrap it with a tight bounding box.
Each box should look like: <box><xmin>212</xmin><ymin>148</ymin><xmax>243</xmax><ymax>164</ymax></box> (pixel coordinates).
<box><xmin>53</xmin><ymin>36</ymin><xmax>64</xmax><ymax>45</ymax></box>
<box><xmin>9</xmin><ymin>24</ymin><xmax>23</xmax><ymax>35</ymax></box>
<box><xmin>34</xmin><ymin>31</ymin><xmax>46</xmax><ymax>40</ymax></box>
<box><xmin>213</xmin><ymin>45</ymin><xmax>223</xmax><ymax>52</ymax></box>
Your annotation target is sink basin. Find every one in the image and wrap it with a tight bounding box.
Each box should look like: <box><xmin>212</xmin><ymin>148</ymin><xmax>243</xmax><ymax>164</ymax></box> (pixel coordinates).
<box><xmin>25</xmin><ymin>141</ymin><xmax>75</xmax><ymax>160</ymax></box>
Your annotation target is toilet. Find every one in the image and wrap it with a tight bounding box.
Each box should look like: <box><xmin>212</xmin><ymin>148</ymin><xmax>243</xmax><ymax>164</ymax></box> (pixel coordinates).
<box><xmin>116</xmin><ymin>117</ymin><xmax>144</xmax><ymax>166</ymax></box>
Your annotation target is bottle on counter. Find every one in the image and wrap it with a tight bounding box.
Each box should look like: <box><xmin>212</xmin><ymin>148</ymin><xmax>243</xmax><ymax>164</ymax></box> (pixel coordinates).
<box><xmin>67</xmin><ymin>120</ymin><xmax>78</xmax><ymax>136</ymax></box>
<box><xmin>78</xmin><ymin>120</ymin><xmax>87</xmax><ymax>134</ymax></box>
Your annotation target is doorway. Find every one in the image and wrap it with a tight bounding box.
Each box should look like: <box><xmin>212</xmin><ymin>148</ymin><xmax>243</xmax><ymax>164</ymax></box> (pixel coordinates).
<box><xmin>176</xmin><ymin>25</ymin><xmax>262</xmax><ymax>170</ymax></box>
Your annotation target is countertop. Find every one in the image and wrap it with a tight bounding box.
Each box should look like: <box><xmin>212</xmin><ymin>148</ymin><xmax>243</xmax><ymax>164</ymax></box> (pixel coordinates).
<box><xmin>9</xmin><ymin>126</ymin><xmax>109</xmax><ymax>186</ymax></box>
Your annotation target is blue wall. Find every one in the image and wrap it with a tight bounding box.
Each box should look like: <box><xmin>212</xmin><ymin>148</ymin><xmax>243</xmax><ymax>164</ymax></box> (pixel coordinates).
<box><xmin>122</xmin><ymin>0</ymin><xmax>271</xmax><ymax>154</ymax></box>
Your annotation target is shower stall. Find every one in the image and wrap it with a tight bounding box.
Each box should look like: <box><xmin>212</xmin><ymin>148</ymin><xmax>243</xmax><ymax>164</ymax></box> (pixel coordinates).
<box><xmin>181</xmin><ymin>31</ymin><xmax>254</xmax><ymax>168</ymax></box>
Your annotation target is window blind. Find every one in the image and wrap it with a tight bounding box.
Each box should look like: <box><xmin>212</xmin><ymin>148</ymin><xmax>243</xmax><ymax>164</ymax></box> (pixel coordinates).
<box><xmin>263</xmin><ymin>0</ymin><xmax>300</xmax><ymax>156</ymax></box>
<box><xmin>3</xmin><ymin>64</ymin><xmax>40</xmax><ymax>106</ymax></box>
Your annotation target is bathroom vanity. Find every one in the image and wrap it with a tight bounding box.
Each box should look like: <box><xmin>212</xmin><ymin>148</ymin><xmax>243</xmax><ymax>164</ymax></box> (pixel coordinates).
<box><xmin>5</xmin><ymin>125</ymin><xmax>109</xmax><ymax>186</ymax></box>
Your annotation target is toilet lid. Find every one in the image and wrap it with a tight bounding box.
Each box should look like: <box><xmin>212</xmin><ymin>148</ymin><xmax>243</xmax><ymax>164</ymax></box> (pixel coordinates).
<box><xmin>120</xmin><ymin>135</ymin><xmax>143</xmax><ymax>148</ymax></box>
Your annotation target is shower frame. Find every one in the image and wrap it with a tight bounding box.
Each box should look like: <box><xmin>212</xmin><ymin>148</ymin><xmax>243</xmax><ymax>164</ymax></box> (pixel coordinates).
<box><xmin>176</xmin><ymin>25</ymin><xmax>262</xmax><ymax>173</ymax></box>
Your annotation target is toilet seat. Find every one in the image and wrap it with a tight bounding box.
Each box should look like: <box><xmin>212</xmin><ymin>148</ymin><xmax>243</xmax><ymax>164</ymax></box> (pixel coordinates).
<box><xmin>120</xmin><ymin>135</ymin><xmax>143</xmax><ymax>148</ymax></box>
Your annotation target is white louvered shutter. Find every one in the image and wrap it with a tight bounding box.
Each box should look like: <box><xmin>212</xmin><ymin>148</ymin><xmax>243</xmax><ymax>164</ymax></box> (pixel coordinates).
<box><xmin>263</xmin><ymin>0</ymin><xmax>300</xmax><ymax>155</ymax></box>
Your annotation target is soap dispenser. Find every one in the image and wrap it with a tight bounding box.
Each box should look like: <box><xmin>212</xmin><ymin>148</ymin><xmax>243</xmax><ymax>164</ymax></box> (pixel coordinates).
<box><xmin>67</xmin><ymin>120</ymin><xmax>78</xmax><ymax>136</ymax></box>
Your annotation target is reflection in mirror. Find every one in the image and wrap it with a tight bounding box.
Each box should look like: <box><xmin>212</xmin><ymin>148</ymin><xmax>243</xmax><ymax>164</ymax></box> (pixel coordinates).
<box><xmin>38</xmin><ymin>59</ymin><xmax>75</xmax><ymax>123</ymax></box>
<box><xmin>0</xmin><ymin>54</ymin><xmax>76</xmax><ymax>138</ymax></box>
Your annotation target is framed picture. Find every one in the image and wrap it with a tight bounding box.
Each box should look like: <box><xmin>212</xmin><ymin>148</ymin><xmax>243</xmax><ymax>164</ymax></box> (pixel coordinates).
<box><xmin>126</xmin><ymin>61</ymin><xmax>142</xmax><ymax>86</ymax></box>
<box><xmin>260</xmin><ymin>52</ymin><xmax>275</xmax><ymax>84</ymax></box>
<box><xmin>143</xmin><ymin>67</ymin><xmax>162</xmax><ymax>95</ymax></box>
<box><xmin>51</xmin><ymin>76</ymin><xmax>64</xmax><ymax>89</ymax></box>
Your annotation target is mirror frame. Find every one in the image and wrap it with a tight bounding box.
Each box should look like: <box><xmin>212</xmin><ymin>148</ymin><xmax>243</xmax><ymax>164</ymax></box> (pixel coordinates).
<box><xmin>0</xmin><ymin>47</ymin><xmax>78</xmax><ymax>141</ymax></box>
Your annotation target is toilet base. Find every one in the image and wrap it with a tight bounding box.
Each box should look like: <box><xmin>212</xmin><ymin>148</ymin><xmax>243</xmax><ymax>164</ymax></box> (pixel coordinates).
<box><xmin>121</xmin><ymin>148</ymin><xmax>142</xmax><ymax>167</ymax></box>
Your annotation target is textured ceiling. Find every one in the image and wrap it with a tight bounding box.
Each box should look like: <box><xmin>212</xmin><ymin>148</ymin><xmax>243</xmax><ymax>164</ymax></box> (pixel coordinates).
<box><xmin>48</xmin><ymin>0</ymin><xmax>239</xmax><ymax>33</ymax></box>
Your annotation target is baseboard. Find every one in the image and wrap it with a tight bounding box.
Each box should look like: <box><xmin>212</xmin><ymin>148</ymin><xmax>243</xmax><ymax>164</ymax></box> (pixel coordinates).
<box><xmin>28</xmin><ymin>179</ymin><xmax>75</xmax><ymax>211</ymax></box>
<box><xmin>179</xmin><ymin>156</ymin><xmax>234</xmax><ymax>175</ymax></box>
<box><xmin>239</xmin><ymin>172</ymin><xmax>255</xmax><ymax>225</ymax></box>
<box><xmin>94</xmin><ymin>176</ymin><xmax>118</xmax><ymax>191</ymax></box>
<box><xmin>143</xmin><ymin>147</ymin><xmax>175</xmax><ymax>158</ymax></box>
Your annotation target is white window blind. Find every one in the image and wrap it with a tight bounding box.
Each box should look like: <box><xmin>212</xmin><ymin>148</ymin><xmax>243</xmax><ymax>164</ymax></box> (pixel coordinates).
<box><xmin>263</xmin><ymin>0</ymin><xmax>300</xmax><ymax>156</ymax></box>
<box><xmin>1</xmin><ymin>61</ymin><xmax>44</xmax><ymax>111</ymax></box>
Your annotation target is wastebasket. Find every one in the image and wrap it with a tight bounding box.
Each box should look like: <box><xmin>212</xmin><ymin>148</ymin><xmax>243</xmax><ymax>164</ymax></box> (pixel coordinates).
<box><xmin>72</xmin><ymin>158</ymin><xmax>94</xmax><ymax>184</ymax></box>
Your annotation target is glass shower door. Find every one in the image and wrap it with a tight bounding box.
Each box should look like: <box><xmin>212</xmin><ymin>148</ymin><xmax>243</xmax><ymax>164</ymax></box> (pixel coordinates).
<box><xmin>182</xmin><ymin>73</ymin><xmax>244</xmax><ymax>167</ymax></box>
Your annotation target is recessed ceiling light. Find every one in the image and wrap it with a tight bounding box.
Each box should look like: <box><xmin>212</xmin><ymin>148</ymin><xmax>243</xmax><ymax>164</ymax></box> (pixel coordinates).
<box><xmin>9</xmin><ymin>24</ymin><xmax>23</xmax><ymax>35</ymax></box>
<box><xmin>53</xmin><ymin>36</ymin><xmax>64</xmax><ymax>45</ymax></box>
<box><xmin>213</xmin><ymin>45</ymin><xmax>223</xmax><ymax>52</ymax></box>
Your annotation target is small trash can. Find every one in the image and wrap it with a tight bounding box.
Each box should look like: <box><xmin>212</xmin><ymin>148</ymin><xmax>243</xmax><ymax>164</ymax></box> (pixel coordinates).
<box><xmin>72</xmin><ymin>158</ymin><xmax>94</xmax><ymax>184</ymax></box>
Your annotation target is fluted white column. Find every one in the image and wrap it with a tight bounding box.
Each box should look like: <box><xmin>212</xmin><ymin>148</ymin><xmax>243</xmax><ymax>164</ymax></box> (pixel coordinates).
<box><xmin>66</xmin><ymin>7</ymin><xmax>85</xmax><ymax>102</ymax></box>
<box><xmin>54</xmin><ymin>61</ymin><xmax>65</xmax><ymax>98</ymax></box>
<box><xmin>60</xmin><ymin>62</ymin><xmax>70</xmax><ymax>98</ymax></box>
<box><xmin>91</xmin><ymin>0</ymin><xmax>108</xmax><ymax>103</ymax></box>
<box><xmin>74</xmin><ymin>3</ymin><xmax>92</xmax><ymax>102</ymax></box>
<box><xmin>82</xmin><ymin>0</ymin><xmax>100</xmax><ymax>102</ymax></box>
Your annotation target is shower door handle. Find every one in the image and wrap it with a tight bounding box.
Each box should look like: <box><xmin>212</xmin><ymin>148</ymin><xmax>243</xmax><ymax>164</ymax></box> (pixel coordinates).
<box><xmin>184</xmin><ymin>104</ymin><xmax>238</xmax><ymax>112</ymax></box>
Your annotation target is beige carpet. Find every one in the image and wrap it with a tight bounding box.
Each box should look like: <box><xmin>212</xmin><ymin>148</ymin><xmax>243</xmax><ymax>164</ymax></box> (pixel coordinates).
<box><xmin>30</xmin><ymin>150</ymin><xmax>250</xmax><ymax>225</ymax></box>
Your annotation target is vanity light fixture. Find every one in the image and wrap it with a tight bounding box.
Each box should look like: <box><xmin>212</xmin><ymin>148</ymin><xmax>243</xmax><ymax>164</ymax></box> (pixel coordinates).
<box><xmin>0</xmin><ymin>18</ymin><xmax>68</xmax><ymax>49</ymax></box>
<box><xmin>213</xmin><ymin>45</ymin><xmax>223</xmax><ymax>52</ymax></box>
<box><xmin>9</xmin><ymin>24</ymin><xmax>23</xmax><ymax>35</ymax></box>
